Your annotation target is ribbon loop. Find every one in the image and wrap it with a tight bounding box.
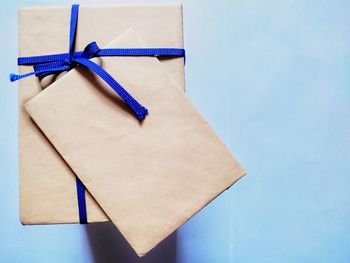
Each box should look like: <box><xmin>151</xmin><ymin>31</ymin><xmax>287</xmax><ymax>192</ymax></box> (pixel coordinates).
<box><xmin>82</xmin><ymin>41</ymin><xmax>101</xmax><ymax>59</ymax></box>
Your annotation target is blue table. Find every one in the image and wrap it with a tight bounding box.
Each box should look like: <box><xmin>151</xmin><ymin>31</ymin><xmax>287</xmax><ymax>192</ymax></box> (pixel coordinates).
<box><xmin>0</xmin><ymin>0</ymin><xmax>349</xmax><ymax>262</ymax></box>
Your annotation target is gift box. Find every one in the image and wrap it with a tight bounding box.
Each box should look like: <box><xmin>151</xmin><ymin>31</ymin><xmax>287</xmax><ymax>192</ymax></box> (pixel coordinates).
<box><xmin>15</xmin><ymin>3</ymin><xmax>245</xmax><ymax>257</ymax></box>
<box><xmin>18</xmin><ymin>4</ymin><xmax>185</xmax><ymax>224</ymax></box>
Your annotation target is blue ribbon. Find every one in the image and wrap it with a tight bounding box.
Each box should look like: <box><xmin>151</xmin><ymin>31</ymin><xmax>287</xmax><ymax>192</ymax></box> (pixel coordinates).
<box><xmin>11</xmin><ymin>4</ymin><xmax>185</xmax><ymax>224</ymax></box>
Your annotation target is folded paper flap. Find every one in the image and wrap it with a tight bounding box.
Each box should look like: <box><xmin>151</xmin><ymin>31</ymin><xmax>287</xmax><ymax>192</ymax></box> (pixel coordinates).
<box><xmin>25</xmin><ymin>28</ymin><xmax>245</xmax><ymax>255</ymax></box>
<box><xmin>19</xmin><ymin>5</ymin><xmax>184</xmax><ymax>224</ymax></box>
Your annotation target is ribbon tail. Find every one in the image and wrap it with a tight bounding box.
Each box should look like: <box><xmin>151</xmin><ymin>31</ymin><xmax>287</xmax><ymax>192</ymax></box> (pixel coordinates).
<box><xmin>74</xmin><ymin>57</ymin><xmax>148</xmax><ymax>120</ymax></box>
<box><xmin>9</xmin><ymin>65</ymin><xmax>70</xmax><ymax>82</ymax></box>
<box><xmin>9</xmin><ymin>71</ymin><xmax>37</xmax><ymax>82</ymax></box>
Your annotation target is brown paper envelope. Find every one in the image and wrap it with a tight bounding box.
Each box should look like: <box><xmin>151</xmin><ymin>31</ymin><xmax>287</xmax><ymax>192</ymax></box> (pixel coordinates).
<box><xmin>25</xmin><ymin>29</ymin><xmax>245</xmax><ymax>256</ymax></box>
<box><xmin>19</xmin><ymin>4</ymin><xmax>184</xmax><ymax>224</ymax></box>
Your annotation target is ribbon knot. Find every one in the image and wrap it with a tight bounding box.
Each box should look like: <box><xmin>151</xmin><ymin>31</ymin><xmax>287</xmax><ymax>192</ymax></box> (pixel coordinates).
<box><xmin>61</xmin><ymin>42</ymin><xmax>100</xmax><ymax>69</ymax></box>
<box><xmin>63</xmin><ymin>57</ymin><xmax>73</xmax><ymax>66</ymax></box>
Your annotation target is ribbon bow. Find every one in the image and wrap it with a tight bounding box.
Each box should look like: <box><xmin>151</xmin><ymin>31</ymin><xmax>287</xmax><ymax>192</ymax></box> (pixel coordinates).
<box><xmin>10</xmin><ymin>4</ymin><xmax>185</xmax><ymax>121</ymax></box>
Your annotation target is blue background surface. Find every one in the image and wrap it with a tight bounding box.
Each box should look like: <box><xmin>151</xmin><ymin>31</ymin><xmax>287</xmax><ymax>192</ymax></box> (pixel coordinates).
<box><xmin>1</xmin><ymin>0</ymin><xmax>349</xmax><ymax>262</ymax></box>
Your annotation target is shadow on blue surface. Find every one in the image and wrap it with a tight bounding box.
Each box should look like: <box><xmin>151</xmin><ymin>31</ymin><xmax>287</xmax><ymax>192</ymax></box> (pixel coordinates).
<box><xmin>85</xmin><ymin>222</ymin><xmax>177</xmax><ymax>263</ymax></box>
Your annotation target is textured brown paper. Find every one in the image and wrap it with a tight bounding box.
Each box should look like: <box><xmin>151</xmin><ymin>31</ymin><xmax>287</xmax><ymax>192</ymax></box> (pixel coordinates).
<box><xmin>19</xmin><ymin>4</ymin><xmax>184</xmax><ymax>224</ymax></box>
<box><xmin>25</xmin><ymin>28</ymin><xmax>245</xmax><ymax>256</ymax></box>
